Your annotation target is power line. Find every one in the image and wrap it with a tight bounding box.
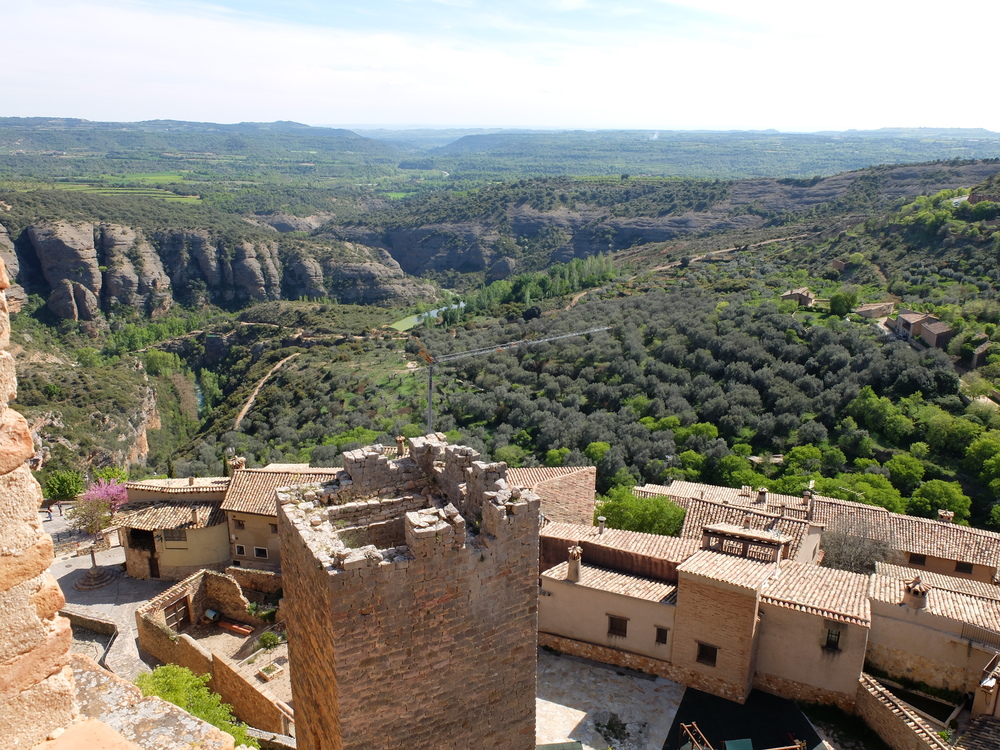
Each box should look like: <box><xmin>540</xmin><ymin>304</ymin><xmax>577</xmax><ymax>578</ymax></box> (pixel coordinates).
<box><xmin>413</xmin><ymin>326</ymin><xmax>611</xmax><ymax>433</ymax></box>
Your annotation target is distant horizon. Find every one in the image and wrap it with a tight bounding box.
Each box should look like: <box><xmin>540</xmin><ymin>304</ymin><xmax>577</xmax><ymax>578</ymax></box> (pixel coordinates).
<box><xmin>5</xmin><ymin>116</ymin><xmax>1000</xmax><ymax>137</ymax></box>
<box><xmin>5</xmin><ymin>0</ymin><xmax>999</xmax><ymax>132</ymax></box>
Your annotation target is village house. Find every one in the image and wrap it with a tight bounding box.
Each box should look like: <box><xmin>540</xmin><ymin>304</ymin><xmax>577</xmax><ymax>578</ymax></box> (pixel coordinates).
<box><xmin>890</xmin><ymin>308</ymin><xmax>955</xmax><ymax>349</ymax></box>
<box><xmin>780</xmin><ymin>287</ymin><xmax>816</xmax><ymax>307</ymax></box>
<box><xmin>221</xmin><ymin>464</ymin><xmax>342</xmax><ymax>571</ymax></box>
<box><xmin>856</xmin><ymin>301</ymin><xmax>895</xmax><ymax>319</ymax></box>
<box><xmin>116</xmin><ymin>476</ymin><xmax>232</xmax><ymax>580</ymax></box>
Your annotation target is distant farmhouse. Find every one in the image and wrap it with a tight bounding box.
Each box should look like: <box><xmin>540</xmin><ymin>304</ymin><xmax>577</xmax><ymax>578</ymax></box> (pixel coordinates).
<box><xmin>780</xmin><ymin>287</ymin><xmax>816</xmax><ymax>307</ymax></box>
<box><xmin>891</xmin><ymin>308</ymin><xmax>955</xmax><ymax>349</ymax></box>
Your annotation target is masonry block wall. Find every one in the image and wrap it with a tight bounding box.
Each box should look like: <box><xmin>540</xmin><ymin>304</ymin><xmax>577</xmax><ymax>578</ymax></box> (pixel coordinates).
<box><xmin>670</xmin><ymin>575</ymin><xmax>761</xmax><ymax>703</ymax></box>
<box><xmin>0</xmin><ymin>257</ymin><xmax>79</xmax><ymax>747</ymax></box>
<box><xmin>280</xmin><ymin>435</ymin><xmax>540</xmax><ymax>750</ymax></box>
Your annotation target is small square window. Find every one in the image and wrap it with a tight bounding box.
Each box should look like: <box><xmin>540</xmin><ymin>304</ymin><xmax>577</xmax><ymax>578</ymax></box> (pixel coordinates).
<box><xmin>825</xmin><ymin>628</ymin><xmax>841</xmax><ymax>651</ymax></box>
<box><xmin>235</xmin><ymin>519</ymin><xmax>246</xmax><ymax>530</ymax></box>
<box><xmin>163</xmin><ymin>529</ymin><xmax>187</xmax><ymax>542</ymax></box>
<box><xmin>235</xmin><ymin>544</ymin><xmax>246</xmax><ymax>556</ymax></box>
<box><xmin>607</xmin><ymin>615</ymin><xmax>628</xmax><ymax>638</ymax></box>
<box><xmin>696</xmin><ymin>643</ymin><xmax>718</xmax><ymax>667</ymax></box>
<box><xmin>955</xmin><ymin>561</ymin><xmax>974</xmax><ymax>575</ymax></box>
<box><xmin>909</xmin><ymin>553</ymin><xmax>927</xmax><ymax>566</ymax></box>
<box><xmin>254</xmin><ymin>547</ymin><xmax>269</xmax><ymax>559</ymax></box>
<box><xmin>655</xmin><ymin>627</ymin><xmax>669</xmax><ymax>645</ymax></box>
<box><xmin>270</xmin><ymin>524</ymin><xmax>278</xmax><ymax>534</ymax></box>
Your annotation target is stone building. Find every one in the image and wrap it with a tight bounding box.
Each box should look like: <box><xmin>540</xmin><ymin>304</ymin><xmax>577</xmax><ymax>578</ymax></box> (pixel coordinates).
<box><xmin>890</xmin><ymin>309</ymin><xmax>955</xmax><ymax>348</ymax></box>
<box><xmin>278</xmin><ymin>435</ymin><xmax>540</xmax><ymax>750</ymax></box>
<box><xmin>221</xmin><ymin>465</ymin><xmax>341</xmax><ymax>571</ymax></box>
<box><xmin>780</xmin><ymin>287</ymin><xmax>816</xmax><ymax>307</ymax></box>
<box><xmin>117</xmin><ymin>502</ymin><xmax>230</xmax><ymax>580</ymax></box>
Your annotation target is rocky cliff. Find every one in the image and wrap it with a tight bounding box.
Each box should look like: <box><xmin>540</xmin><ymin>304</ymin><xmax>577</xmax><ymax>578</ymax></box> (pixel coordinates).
<box><xmin>0</xmin><ymin>222</ymin><xmax>25</xmax><ymax>311</ymax></box>
<box><xmin>13</xmin><ymin>222</ymin><xmax>433</xmax><ymax>321</ymax></box>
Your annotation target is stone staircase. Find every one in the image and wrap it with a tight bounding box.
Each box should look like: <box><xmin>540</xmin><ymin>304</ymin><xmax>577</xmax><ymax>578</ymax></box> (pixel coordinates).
<box><xmin>857</xmin><ymin>673</ymin><xmax>949</xmax><ymax>750</ymax></box>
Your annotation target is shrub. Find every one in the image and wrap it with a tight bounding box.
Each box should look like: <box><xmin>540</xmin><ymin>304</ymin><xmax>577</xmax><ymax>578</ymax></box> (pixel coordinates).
<box><xmin>44</xmin><ymin>470</ymin><xmax>85</xmax><ymax>501</ymax></box>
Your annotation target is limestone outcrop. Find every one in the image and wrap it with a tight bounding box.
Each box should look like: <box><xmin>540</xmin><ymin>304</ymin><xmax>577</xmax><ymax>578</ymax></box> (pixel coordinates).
<box><xmin>15</xmin><ymin>221</ymin><xmax>432</xmax><ymax>320</ymax></box>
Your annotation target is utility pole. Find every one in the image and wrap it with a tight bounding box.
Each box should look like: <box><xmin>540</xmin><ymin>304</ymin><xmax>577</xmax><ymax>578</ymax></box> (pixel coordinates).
<box><xmin>413</xmin><ymin>326</ymin><xmax>611</xmax><ymax>433</ymax></box>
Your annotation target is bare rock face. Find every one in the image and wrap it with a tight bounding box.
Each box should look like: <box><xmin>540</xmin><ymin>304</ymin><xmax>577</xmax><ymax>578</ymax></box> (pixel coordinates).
<box><xmin>0</xmin><ymin>222</ymin><xmax>25</xmax><ymax>311</ymax></box>
<box><xmin>232</xmin><ymin>240</ymin><xmax>281</xmax><ymax>302</ymax></box>
<box><xmin>255</xmin><ymin>213</ymin><xmax>332</xmax><ymax>233</ymax></box>
<box><xmin>285</xmin><ymin>254</ymin><xmax>328</xmax><ymax>299</ymax></box>
<box><xmin>27</xmin><ymin>222</ymin><xmax>104</xmax><ymax>319</ymax></box>
<box><xmin>97</xmin><ymin>225</ymin><xmax>173</xmax><ymax>315</ymax></box>
<box><xmin>322</xmin><ymin>245</ymin><xmax>435</xmax><ymax>305</ymax></box>
<box><xmin>48</xmin><ymin>280</ymin><xmax>101</xmax><ymax>321</ymax></box>
<box><xmin>489</xmin><ymin>256</ymin><xmax>517</xmax><ymax>281</ymax></box>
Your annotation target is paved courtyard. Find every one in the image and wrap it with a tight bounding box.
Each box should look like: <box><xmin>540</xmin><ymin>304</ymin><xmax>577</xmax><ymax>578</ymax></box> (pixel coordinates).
<box><xmin>45</xmin><ymin>508</ymin><xmax>173</xmax><ymax>680</ymax></box>
<box><xmin>536</xmin><ymin>649</ymin><xmax>685</xmax><ymax>750</ymax></box>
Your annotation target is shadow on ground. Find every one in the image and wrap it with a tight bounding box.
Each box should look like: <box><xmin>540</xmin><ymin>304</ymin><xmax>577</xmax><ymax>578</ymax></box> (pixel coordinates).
<box><xmin>664</xmin><ymin>689</ymin><xmax>822</xmax><ymax>750</ymax></box>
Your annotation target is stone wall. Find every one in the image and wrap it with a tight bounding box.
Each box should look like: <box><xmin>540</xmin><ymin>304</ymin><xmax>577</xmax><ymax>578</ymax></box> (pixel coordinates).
<box><xmin>753</xmin><ymin>671</ymin><xmax>856</xmax><ymax>713</ymax></box>
<box><xmin>865</xmin><ymin>641</ymin><xmax>984</xmax><ymax>695</ymax></box>
<box><xmin>670</xmin><ymin>575</ymin><xmax>761</xmax><ymax>704</ymax></box>
<box><xmin>212</xmin><ymin>654</ymin><xmax>292</xmax><ymax>735</ymax></box>
<box><xmin>0</xmin><ymin>254</ymin><xmax>79</xmax><ymax>748</ymax></box>
<box><xmin>280</xmin><ymin>437</ymin><xmax>540</xmax><ymax>750</ymax></box>
<box><xmin>225</xmin><ymin>566</ymin><xmax>283</xmax><ymax>595</ymax></box>
<box><xmin>855</xmin><ymin>674</ymin><xmax>949</xmax><ymax>750</ymax></box>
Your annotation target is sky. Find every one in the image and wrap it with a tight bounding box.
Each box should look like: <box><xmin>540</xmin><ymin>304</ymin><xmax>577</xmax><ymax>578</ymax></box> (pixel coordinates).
<box><xmin>5</xmin><ymin>0</ymin><xmax>1000</xmax><ymax>132</ymax></box>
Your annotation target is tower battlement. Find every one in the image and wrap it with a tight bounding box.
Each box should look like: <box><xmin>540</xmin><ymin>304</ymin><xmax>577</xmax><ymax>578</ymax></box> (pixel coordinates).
<box><xmin>277</xmin><ymin>435</ymin><xmax>540</xmax><ymax>750</ymax></box>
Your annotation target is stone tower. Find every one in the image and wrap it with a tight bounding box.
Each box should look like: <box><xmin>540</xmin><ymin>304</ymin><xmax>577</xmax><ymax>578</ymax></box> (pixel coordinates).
<box><xmin>278</xmin><ymin>435</ymin><xmax>540</xmax><ymax>750</ymax></box>
<box><xmin>0</xmin><ymin>258</ymin><xmax>79</xmax><ymax>746</ymax></box>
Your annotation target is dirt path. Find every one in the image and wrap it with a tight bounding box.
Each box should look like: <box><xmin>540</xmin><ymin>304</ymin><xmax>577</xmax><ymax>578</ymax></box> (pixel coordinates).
<box><xmin>648</xmin><ymin>233</ymin><xmax>811</xmax><ymax>272</ymax></box>
<box><xmin>233</xmin><ymin>352</ymin><xmax>301</xmax><ymax>430</ymax></box>
<box><xmin>563</xmin><ymin>289</ymin><xmax>591</xmax><ymax>311</ymax></box>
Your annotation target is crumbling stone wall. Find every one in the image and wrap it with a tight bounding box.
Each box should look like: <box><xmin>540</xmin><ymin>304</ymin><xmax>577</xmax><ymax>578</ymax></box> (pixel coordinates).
<box><xmin>855</xmin><ymin>674</ymin><xmax>949</xmax><ymax>750</ymax></box>
<box><xmin>225</xmin><ymin>566</ymin><xmax>283</xmax><ymax>595</ymax></box>
<box><xmin>279</xmin><ymin>435</ymin><xmax>540</xmax><ymax>750</ymax></box>
<box><xmin>0</xmin><ymin>256</ymin><xmax>79</xmax><ymax>747</ymax></box>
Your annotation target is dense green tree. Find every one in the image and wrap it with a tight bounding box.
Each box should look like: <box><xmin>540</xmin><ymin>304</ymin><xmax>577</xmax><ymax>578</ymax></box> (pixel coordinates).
<box><xmin>908</xmin><ymin>480</ymin><xmax>972</xmax><ymax>523</ymax></box>
<box><xmin>135</xmin><ymin>665</ymin><xmax>258</xmax><ymax>748</ymax></box>
<box><xmin>43</xmin><ymin>470</ymin><xmax>85</xmax><ymax>501</ymax></box>
<box><xmin>595</xmin><ymin>486</ymin><xmax>685</xmax><ymax>536</ymax></box>
<box><xmin>884</xmin><ymin>453</ymin><xmax>925</xmax><ymax>496</ymax></box>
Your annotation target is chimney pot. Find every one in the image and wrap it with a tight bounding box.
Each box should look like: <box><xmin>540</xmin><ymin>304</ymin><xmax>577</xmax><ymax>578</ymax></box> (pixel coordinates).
<box><xmin>743</xmin><ymin>514</ymin><xmax>753</xmax><ymax>529</ymax></box>
<box><xmin>597</xmin><ymin>516</ymin><xmax>606</xmax><ymax>535</ymax></box>
<box><xmin>757</xmin><ymin>487</ymin><xmax>768</xmax><ymax>504</ymax></box>
<box><xmin>903</xmin><ymin>576</ymin><xmax>930</xmax><ymax>610</ymax></box>
<box><xmin>938</xmin><ymin>509</ymin><xmax>955</xmax><ymax>524</ymax></box>
<box><xmin>567</xmin><ymin>545</ymin><xmax>582</xmax><ymax>582</ymax></box>
<box><xmin>190</xmin><ymin>507</ymin><xmax>199</xmax><ymax>526</ymax></box>
<box><xmin>188</xmin><ymin>476</ymin><xmax>195</xmax><ymax>486</ymax></box>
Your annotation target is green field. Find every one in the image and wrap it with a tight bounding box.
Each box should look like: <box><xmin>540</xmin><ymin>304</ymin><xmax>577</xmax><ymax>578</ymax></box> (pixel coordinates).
<box><xmin>52</xmin><ymin>183</ymin><xmax>201</xmax><ymax>202</ymax></box>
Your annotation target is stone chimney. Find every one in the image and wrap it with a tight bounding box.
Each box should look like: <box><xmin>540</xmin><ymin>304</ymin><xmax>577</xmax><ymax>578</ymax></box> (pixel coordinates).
<box><xmin>903</xmin><ymin>576</ymin><xmax>930</xmax><ymax>610</ymax></box>
<box><xmin>743</xmin><ymin>514</ymin><xmax>753</xmax><ymax>529</ymax></box>
<box><xmin>757</xmin><ymin>487</ymin><xmax>768</xmax><ymax>504</ymax></box>
<box><xmin>396</xmin><ymin>435</ymin><xmax>406</xmax><ymax>457</ymax></box>
<box><xmin>938</xmin><ymin>509</ymin><xmax>955</xmax><ymax>524</ymax></box>
<box><xmin>191</xmin><ymin>507</ymin><xmax>199</xmax><ymax>526</ymax></box>
<box><xmin>567</xmin><ymin>545</ymin><xmax>582</xmax><ymax>582</ymax></box>
<box><xmin>188</xmin><ymin>475</ymin><xmax>195</xmax><ymax>486</ymax></box>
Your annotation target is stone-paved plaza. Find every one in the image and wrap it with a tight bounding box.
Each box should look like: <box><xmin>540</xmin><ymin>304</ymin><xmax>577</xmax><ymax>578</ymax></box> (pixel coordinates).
<box><xmin>536</xmin><ymin>648</ymin><xmax>685</xmax><ymax>750</ymax></box>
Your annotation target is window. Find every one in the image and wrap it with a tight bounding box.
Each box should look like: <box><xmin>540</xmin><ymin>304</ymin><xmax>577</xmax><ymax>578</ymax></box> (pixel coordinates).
<box><xmin>909</xmin><ymin>553</ymin><xmax>927</xmax><ymax>566</ymax></box>
<box><xmin>235</xmin><ymin>519</ymin><xmax>246</xmax><ymax>530</ymax></box>
<box><xmin>696</xmin><ymin>643</ymin><xmax>718</xmax><ymax>667</ymax></box>
<box><xmin>254</xmin><ymin>547</ymin><xmax>269</xmax><ymax>559</ymax></box>
<box><xmin>825</xmin><ymin>628</ymin><xmax>841</xmax><ymax>651</ymax></box>
<box><xmin>235</xmin><ymin>544</ymin><xmax>246</xmax><ymax>556</ymax></box>
<box><xmin>270</xmin><ymin>524</ymin><xmax>278</xmax><ymax>534</ymax></box>
<box><xmin>163</xmin><ymin>529</ymin><xmax>187</xmax><ymax>542</ymax></box>
<box><xmin>955</xmin><ymin>561</ymin><xmax>974</xmax><ymax>575</ymax></box>
<box><xmin>655</xmin><ymin>627</ymin><xmax>669</xmax><ymax>645</ymax></box>
<box><xmin>607</xmin><ymin>615</ymin><xmax>628</xmax><ymax>638</ymax></box>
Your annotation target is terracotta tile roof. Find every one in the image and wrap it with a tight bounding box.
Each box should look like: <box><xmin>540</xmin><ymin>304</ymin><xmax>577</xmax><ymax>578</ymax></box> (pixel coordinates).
<box><xmin>508</xmin><ymin>466</ymin><xmax>587</xmax><ymax>487</ymax></box>
<box><xmin>888</xmin><ymin>516</ymin><xmax>1000</xmax><ymax>569</ymax></box>
<box><xmin>221</xmin><ymin>468</ymin><xmax>342</xmax><ymax>516</ymax></box>
<box><xmin>678</xmin><ymin>498</ymin><xmax>810</xmax><ymax>556</ymax></box>
<box><xmin>116</xmin><ymin>501</ymin><xmax>225</xmax><ymax>530</ymax></box>
<box><xmin>760</xmin><ymin>561</ymin><xmax>871</xmax><ymax>626</ymax></box>
<box><xmin>922</xmin><ymin>321</ymin><xmax>953</xmax><ymax>335</ymax></box>
<box><xmin>869</xmin><ymin>575</ymin><xmax>1000</xmax><ymax>633</ymax></box>
<box><xmin>809</xmin><ymin>497</ymin><xmax>891</xmax><ymax>533</ymax></box>
<box><xmin>898</xmin><ymin>312</ymin><xmax>928</xmax><ymax>323</ymax></box>
<box><xmin>541</xmin><ymin>522</ymin><xmax>699</xmax><ymax>563</ymax></box>
<box><xmin>957</xmin><ymin>716</ymin><xmax>1000</xmax><ymax>750</ymax></box>
<box><xmin>637</xmin><ymin>482</ymin><xmax>813</xmax><ymax>519</ymax></box>
<box><xmin>542</xmin><ymin>562</ymin><xmax>677</xmax><ymax>603</ymax></box>
<box><xmin>876</xmin><ymin>562</ymin><xmax>1000</xmax><ymax>601</ymax></box>
<box><xmin>677</xmin><ymin>549</ymin><xmax>777</xmax><ymax>589</ymax></box>
<box><xmin>125</xmin><ymin>477</ymin><xmax>230</xmax><ymax>494</ymax></box>
<box><xmin>508</xmin><ymin>466</ymin><xmax>596</xmax><ymax>526</ymax></box>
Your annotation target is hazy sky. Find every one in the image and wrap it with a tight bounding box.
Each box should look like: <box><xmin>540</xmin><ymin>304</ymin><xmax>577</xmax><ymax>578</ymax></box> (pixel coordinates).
<box><xmin>6</xmin><ymin>0</ymin><xmax>999</xmax><ymax>131</ymax></box>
